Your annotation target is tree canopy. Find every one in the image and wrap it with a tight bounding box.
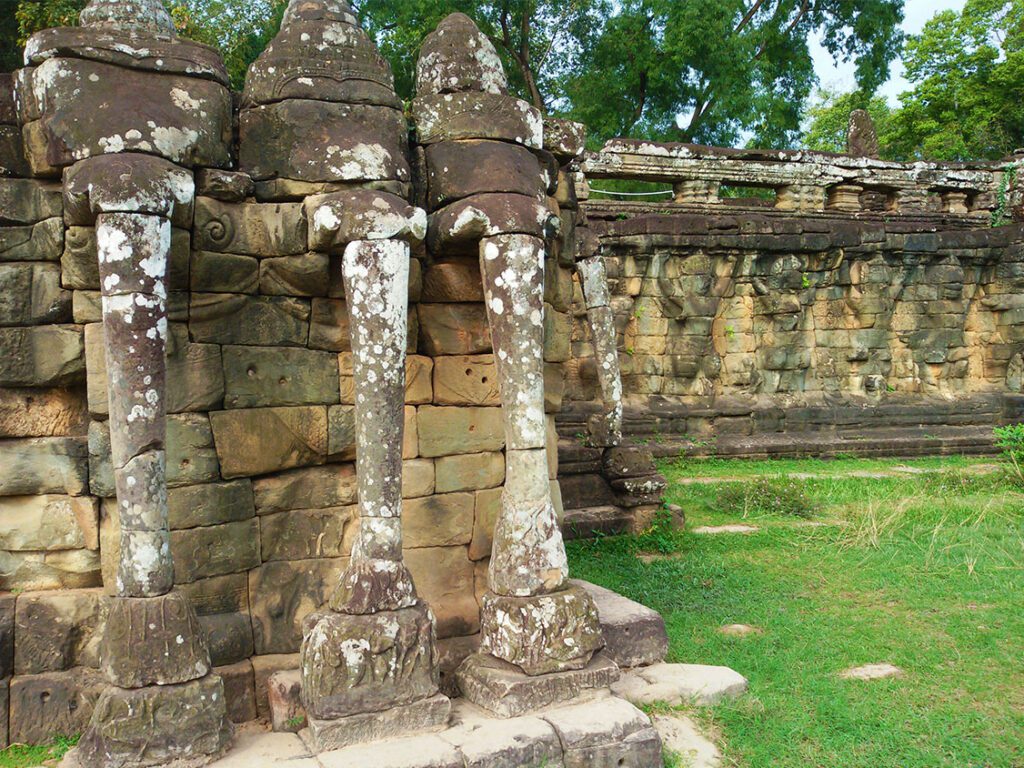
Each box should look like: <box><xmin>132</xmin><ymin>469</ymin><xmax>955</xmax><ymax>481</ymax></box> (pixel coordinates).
<box><xmin>804</xmin><ymin>0</ymin><xmax>1024</xmax><ymax>162</ymax></box>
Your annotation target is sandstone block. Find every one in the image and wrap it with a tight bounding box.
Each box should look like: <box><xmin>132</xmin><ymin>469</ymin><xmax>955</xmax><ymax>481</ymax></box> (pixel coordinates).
<box><xmin>456</xmin><ymin>653</ymin><xmax>619</xmax><ymax>719</ymax></box>
<box><xmin>0</xmin><ymin>677</ymin><xmax>7</xmax><ymax>748</ymax></box>
<box><xmin>440</xmin><ymin>700</ymin><xmax>563</xmax><ymax>768</ymax></box>
<box><xmin>252</xmin><ymin>653</ymin><xmax>302</xmax><ymax>720</ymax></box>
<box><xmin>469</xmin><ymin>487</ymin><xmax>501</xmax><ymax>561</ymax></box>
<box><xmin>542</xmin><ymin>694</ymin><xmax>661</xmax><ymax>768</ymax></box>
<box><xmin>223</xmin><ymin>346</ymin><xmax>340</xmax><ymax>409</ymax></box>
<box><xmin>424</xmin><ymin>140</ymin><xmax>544</xmax><ymax>211</ymax></box>
<box><xmin>435</xmin><ymin>452</ymin><xmax>504</xmax><ymax>494</ymax></box>
<box><xmin>249</xmin><ymin>558</ymin><xmax>347</xmax><ymax>655</ymax></box>
<box><xmin>60</xmin><ymin>226</ymin><xmax>189</xmax><ymax>291</ymax></box>
<box><xmin>200</xmin><ymin>611</ymin><xmax>255</xmax><ymax>667</ymax></box>
<box><xmin>417</xmin><ymin>406</ymin><xmax>504</xmax><ymax>457</ymax></box>
<box><xmin>72</xmin><ymin>674</ymin><xmax>232</xmax><ymax>767</ymax></box>
<box><xmin>436</xmin><ymin>634</ymin><xmax>480</xmax><ymax>699</ymax></box>
<box><xmin>308</xmin><ymin>694</ymin><xmax>452</xmax><ymax>754</ymax></box>
<box><xmin>260</xmin><ymin>252</ymin><xmax>330</xmax><ymax>297</ymax></box>
<box><xmin>267</xmin><ymin>669</ymin><xmax>304</xmax><ymax>732</ymax></box>
<box><xmin>0</xmin><ymin>218</ymin><xmax>63</xmax><ymax>262</ymax></box>
<box><xmin>8</xmin><ymin>667</ymin><xmax>105</xmax><ymax>745</ymax></box>
<box><xmin>190</xmin><ymin>294</ymin><xmax>310</xmax><ymax>347</ymax></box>
<box><xmin>259</xmin><ymin>506</ymin><xmax>357</xmax><ymax>561</ymax></box>
<box><xmin>419</xmin><ymin>304</ymin><xmax>491</xmax><ymax>355</ymax></box>
<box><xmin>308</xmin><ymin>298</ymin><xmax>351</xmax><ymax>352</ymax></box>
<box><xmin>403</xmin><ymin>458</ymin><xmax>436</xmax><ymax>498</ymax></box>
<box><xmin>168</xmin><ymin>480</ymin><xmax>255</xmax><ymax>530</ymax></box>
<box><xmin>100</xmin><ymin>592</ymin><xmax>210</xmax><ymax>688</ymax></box>
<box><xmin>191</xmin><ymin>250</ymin><xmax>260</xmax><ymax>293</ymax></box>
<box><xmin>406</xmin><ymin>547</ymin><xmax>479</xmax><ymax>639</ymax></box>
<box><xmin>0</xmin><ymin>495</ymin><xmax>98</xmax><ymax>551</ymax></box>
<box><xmin>178</xmin><ymin>572</ymin><xmax>250</xmax><ymax>618</ymax></box>
<box><xmin>433</xmin><ymin>355</ymin><xmax>501</xmax><ymax>406</ymax></box>
<box><xmin>216</xmin><ymin>659</ymin><xmax>257</xmax><ymax>724</ymax></box>
<box><xmin>611</xmin><ymin>663</ymin><xmax>749</xmax><ymax>707</ymax></box>
<box><xmin>421</xmin><ymin>260</ymin><xmax>485</xmax><ymax>303</ymax></box>
<box><xmin>0</xmin><ymin>179</ymin><xmax>62</xmax><ymax>224</ymax></box>
<box><xmin>0</xmin><ymin>387</ymin><xmax>87</xmax><ymax>439</ymax></box>
<box><xmin>171</xmin><ymin>519</ymin><xmax>261</xmax><ymax>583</ymax></box>
<box><xmin>574</xmin><ymin>580</ymin><xmax>668</xmax><ymax>668</ymax></box>
<box><xmin>253</xmin><ymin>464</ymin><xmax>357</xmax><ymax>514</ymax></box>
<box><xmin>0</xmin><ymin>263</ymin><xmax>70</xmax><ymax>325</ymax></box>
<box><xmin>0</xmin><ymin>592</ymin><xmax>13</xmax><ymax>678</ymax></box>
<box><xmin>194</xmin><ymin>198</ymin><xmax>307</xmax><ymax>256</ymax></box>
<box><xmin>0</xmin><ymin>326</ymin><xmax>84</xmax><ymax>387</ymax></box>
<box><xmin>327</xmin><ymin>405</ymin><xmax>356</xmax><ymax>461</ymax></box>
<box><xmin>404</xmin><ymin>493</ymin><xmax>474</xmax><ymax>548</ymax></box>
<box><xmin>13</xmin><ymin>589</ymin><xmax>104</xmax><ymax>675</ymax></box>
<box><xmin>0</xmin><ymin>550</ymin><xmax>101</xmax><ymax>592</ymax></box>
<box><xmin>196</xmin><ymin>169</ymin><xmax>254</xmax><ymax>202</ymax></box>
<box><xmin>413</xmin><ymin>92</ymin><xmax>542</xmax><ymax>148</ymax></box>
<box><xmin>0</xmin><ymin>437</ymin><xmax>88</xmax><ymax>496</ymax></box>
<box><xmin>301</xmin><ymin>603</ymin><xmax>440</xmax><ymax>720</ymax></box>
<box><xmin>210</xmin><ymin>406</ymin><xmax>328</xmax><ymax>478</ymax></box>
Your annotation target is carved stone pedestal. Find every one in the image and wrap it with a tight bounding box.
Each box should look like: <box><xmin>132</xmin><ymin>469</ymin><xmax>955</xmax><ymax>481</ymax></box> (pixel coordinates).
<box><xmin>456</xmin><ymin>652</ymin><xmax>620</xmax><ymax>719</ymax></box>
<box><xmin>301</xmin><ymin>602</ymin><xmax>450</xmax><ymax>752</ymax></box>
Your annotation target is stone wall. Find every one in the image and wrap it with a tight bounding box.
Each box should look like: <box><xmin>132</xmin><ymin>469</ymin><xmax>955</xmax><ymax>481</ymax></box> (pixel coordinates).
<box><xmin>558</xmin><ymin>141</ymin><xmax>1024</xmax><ymax>463</ymax></box>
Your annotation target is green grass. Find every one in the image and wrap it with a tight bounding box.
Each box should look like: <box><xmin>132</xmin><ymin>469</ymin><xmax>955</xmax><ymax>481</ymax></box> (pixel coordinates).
<box><xmin>0</xmin><ymin>736</ymin><xmax>78</xmax><ymax>768</ymax></box>
<box><xmin>568</xmin><ymin>455</ymin><xmax>1024</xmax><ymax>768</ymax></box>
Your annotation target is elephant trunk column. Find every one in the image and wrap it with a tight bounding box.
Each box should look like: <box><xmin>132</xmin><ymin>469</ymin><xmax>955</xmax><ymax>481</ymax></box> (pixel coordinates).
<box><xmin>299</xmin><ymin>191</ymin><xmax>448</xmax><ymax>752</ymax></box>
<box><xmin>412</xmin><ymin>13</ymin><xmax>615</xmax><ymax>718</ymax></box>
<box><xmin>578</xmin><ymin>253</ymin><xmax>624</xmax><ymax>448</ymax></box>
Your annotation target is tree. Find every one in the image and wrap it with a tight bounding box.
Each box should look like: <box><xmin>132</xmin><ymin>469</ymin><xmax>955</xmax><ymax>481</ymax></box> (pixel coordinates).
<box><xmin>802</xmin><ymin>88</ymin><xmax>894</xmax><ymax>155</ymax></box>
<box><xmin>883</xmin><ymin>0</ymin><xmax>1024</xmax><ymax>161</ymax></box>
<box><xmin>565</xmin><ymin>0</ymin><xmax>905</xmax><ymax>148</ymax></box>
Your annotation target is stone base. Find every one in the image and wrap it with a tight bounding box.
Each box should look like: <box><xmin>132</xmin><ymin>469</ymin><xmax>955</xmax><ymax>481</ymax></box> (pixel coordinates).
<box><xmin>301</xmin><ymin>602</ymin><xmax>440</xmax><ymax>720</ymax></box>
<box><xmin>479</xmin><ymin>584</ymin><xmax>604</xmax><ymax>675</ymax></box>
<box><xmin>573</xmin><ymin>580</ymin><xmax>669</xmax><ymax>668</ymax></box>
<box><xmin>304</xmin><ymin>692</ymin><xmax>451</xmax><ymax>752</ymax></box>
<box><xmin>63</xmin><ymin>673</ymin><xmax>232</xmax><ymax>768</ymax></box>
<box><xmin>611</xmin><ymin>663</ymin><xmax>749</xmax><ymax>706</ymax></box>
<box><xmin>456</xmin><ymin>651</ymin><xmax>620</xmax><ymax>718</ymax></box>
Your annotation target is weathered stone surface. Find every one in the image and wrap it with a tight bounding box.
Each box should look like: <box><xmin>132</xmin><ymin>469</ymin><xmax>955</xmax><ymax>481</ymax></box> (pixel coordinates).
<box><xmin>253</xmin><ymin>464</ymin><xmax>358</xmax><ymax>514</ymax></box>
<box><xmin>543</xmin><ymin>695</ymin><xmax>662</xmax><ymax>768</ymax></box>
<box><xmin>327</xmin><ymin>405</ymin><xmax>356</xmax><ymax>461</ymax></box>
<box><xmin>425</xmin><ymin>141</ymin><xmax>545</xmax><ymax>211</ymax></box>
<box><xmin>847</xmin><ymin>109</ymin><xmax>880</xmax><ymax>159</ymax></box>
<box><xmin>0</xmin><ymin>677</ymin><xmax>7</xmax><ymax>748</ymax></box>
<box><xmin>168</xmin><ymin>481</ymin><xmax>254</xmax><ymax>531</ymax></box>
<box><xmin>216</xmin><ymin>659</ymin><xmax>257</xmax><ymax>724</ymax></box>
<box><xmin>194</xmin><ymin>199</ymin><xmax>307</xmax><ymax>256</ymax></box>
<box><xmin>252</xmin><ymin>653</ymin><xmax>302</xmax><ymax>720</ymax></box>
<box><xmin>259</xmin><ymin>253</ymin><xmax>330</xmax><ymax>297</ymax></box>
<box><xmin>63</xmin><ymin>154</ymin><xmax>195</xmax><ymax>226</ymax></box>
<box><xmin>415</xmin><ymin>13</ymin><xmax>507</xmax><ymax>97</ymax></box>
<box><xmin>72</xmin><ymin>674</ymin><xmax>232</xmax><ymax>768</ymax></box>
<box><xmin>840</xmin><ymin>662</ymin><xmax>904</xmax><ymax>680</ymax></box>
<box><xmin>419</xmin><ymin>304</ymin><xmax>492</xmax><ymax>355</ymax></box>
<box><xmin>259</xmin><ymin>506</ymin><xmax>357</xmax><ymax>561</ymax></box>
<box><xmin>0</xmin><ymin>550</ymin><xmax>101</xmax><ymax>592</ymax></box>
<box><xmin>574</xmin><ymin>580</ymin><xmax>667</xmax><ymax>668</ymax></box>
<box><xmin>456</xmin><ymin>653</ymin><xmax>619</xmax><ymax>719</ymax></box>
<box><xmin>0</xmin><ymin>495</ymin><xmax>98</xmax><ymax>551</ymax></box>
<box><xmin>190</xmin><ymin>294</ymin><xmax>310</xmax><ymax>347</ymax></box>
<box><xmin>240</xmin><ymin>101</ymin><xmax>410</xmax><ymax>183</ymax></box>
<box><xmin>0</xmin><ymin>388</ymin><xmax>87</xmax><ymax>438</ymax></box>
<box><xmin>0</xmin><ymin>326</ymin><xmax>84</xmax><ymax>387</ymax></box>
<box><xmin>191</xmin><ymin>251</ymin><xmax>260</xmax><ymax>294</ymax></box>
<box><xmin>480</xmin><ymin>585</ymin><xmax>604</xmax><ymax>675</ymax></box>
<box><xmin>100</xmin><ymin>592</ymin><xmax>210</xmax><ymax>688</ymax></box>
<box><xmin>249</xmin><ymin>558</ymin><xmax>347</xmax><ymax>655</ymax></box>
<box><xmin>404</xmin><ymin>493</ymin><xmax>474</xmax><ymax>548</ymax></box>
<box><xmin>421</xmin><ymin>260</ymin><xmax>485</xmax><ymax>303</ymax></box>
<box><xmin>432</xmin><ymin>355</ymin><xmax>501</xmax><ymax>406</ymax></box>
<box><xmin>31</xmin><ymin>58</ymin><xmax>232</xmax><ymax>169</ymax></box>
<box><xmin>171</xmin><ymin>519</ymin><xmax>261</xmax><ymax>582</ymax></box>
<box><xmin>417</xmin><ymin>406</ymin><xmax>504</xmax><ymax>457</ymax></box>
<box><xmin>13</xmin><ymin>589</ymin><xmax>104</xmax><ymax>675</ymax></box>
<box><xmin>8</xmin><ymin>667</ymin><xmax>105</xmax><ymax>745</ymax></box>
<box><xmin>200</xmin><ymin>611</ymin><xmax>255</xmax><ymax>667</ymax></box>
<box><xmin>306</xmin><ymin>190</ymin><xmax>426</xmax><ymax>250</ymax></box>
<box><xmin>223</xmin><ymin>346</ymin><xmax>340</xmax><ymax>409</ymax></box>
<box><xmin>0</xmin><ymin>218</ymin><xmax>63</xmax><ymax>262</ymax></box>
<box><xmin>412</xmin><ymin>92</ymin><xmax>542</xmax><ymax>148</ymax></box>
<box><xmin>543</xmin><ymin>118</ymin><xmax>587</xmax><ymax>160</ymax></box>
<box><xmin>308</xmin><ymin>693</ymin><xmax>452</xmax><ymax>753</ymax></box>
<box><xmin>302</xmin><ymin>602</ymin><xmax>440</xmax><ymax>719</ymax></box>
<box><xmin>469</xmin><ymin>487</ymin><xmax>501</xmax><ymax>561</ymax></box>
<box><xmin>436</xmin><ymin>634</ymin><xmax>480</xmax><ymax>698</ymax></box>
<box><xmin>0</xmin><ymin>437</ymin><xmax>88</xmax><ymax>496</ymax></box>
<box><xmin>178</xmin><ymin>572</ymin><xmax>250</xmax><ymax>618</ymax></box>
<box><xmin>428</xmin><ymin>194</ymin><xmax>559</xmax><ymax>253</ymax></box>
<box><xmin>210</xmin><ymin>406</ymin><xmax>328</xmax><ymax>478</ymax></box>
<box><xmin>0</xmin><ymin>592</ymin><xmax>14</xmax><ymax>679</ymax></box>
<box><xmin>406</xmin><ymin>546</ymin><xmax>479</xmax><ymax>639</ymax></box>
<box><xmin>0</xmin><ymin>263</ymin><xmax>70</xmax><ymax>326</ymax></box>
<box><xmin>0</xmin><ymin>179</ymin><xmax>62</xmax><ymax>224</ymax></box>
<box><xmin>308</xmin><ymin>298</ymin><xmax>351</xmax><ymax>352</ymax></box>
<box><xmin>611</xmin><ymin>663</ymin><xmax>749</xmax><ymax>706</ymax></box>
<box><xmin>267</xmin><ymin>669</ymin><xmax>304</xmax><ymax>732</ymax></box>
<box><xmin>440</xmin><ymin>700</ymin><xmax>563</xmax><ymax>768</ymax></box>
<box><xmin>435</xmin><ymin>452</ymin><xmax>504</xmax><ymax>494</ymax></box>
<box><xmin>652</xmin><ymin>713</ymin><xmax>722</xmax><ymax>768</ymax></box>
<box><xmin>196</xmin><ymin>169</ymin><xmax>255</xmax><ymax>202</ymax></box>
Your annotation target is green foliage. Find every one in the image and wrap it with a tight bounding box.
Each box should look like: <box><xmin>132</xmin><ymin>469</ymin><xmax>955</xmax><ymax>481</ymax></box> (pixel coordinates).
<box><xmin>995</xmin><ymin>422</ymin><xmax>1024</xmax><ymax>484</ymax></box>
<box><xmin>802</xmin><ymin>88</ymin><xmax>895</xmax><ymax>155</ymax></box>
<box><xmin>0</xmin><ymin>735</ymin><xmax>79</xmax><ymax>768</ymax></box>
<box><xmin>991</xmin><ymin>164</ymin><xmax>1018</xmax><ymax>227</ymax></box>
<box><xmin>634</xmin><ymin>506</ymin><xmax>684</xmax><ymax>554</ymax></box>
<box><xmin>712</xmin><ymin>475</ymin><xmax>815</xmax><ymax>518</ymax></box>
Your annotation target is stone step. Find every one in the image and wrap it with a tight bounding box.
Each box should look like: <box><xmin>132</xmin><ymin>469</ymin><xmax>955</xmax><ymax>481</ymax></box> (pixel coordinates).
<box><xmin>573</xmin><ymin>580</ymin><xmax>668</xmax><ymax>668</ymax></box>
<box><xmin>612</xmin><ymin>663</ymin><xmax>749</xmax><ymax>707</ymax></box>
<box><xmin>561</xmin><ymin>505</ymin><xmax>633</xmax><ymax>540</ymax></box>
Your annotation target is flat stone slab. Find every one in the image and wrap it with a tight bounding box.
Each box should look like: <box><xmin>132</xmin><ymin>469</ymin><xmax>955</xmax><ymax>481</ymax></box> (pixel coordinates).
<box><xmin>439</xmin><ymin>699</ymin><xmax>563</xmax><ymax>768</ymax></box>
<box><xmin>319</xmin><ymin>733</ymin><xmax>463</xmax><ymax>768</ymax></box>
<box><xmin>653</xmin><ymin>713</ymin><xmax>721</xmax><ymax>768</ymax></box>
<box><xmin>457</xmin><ymin>652</ymin><xmax>620</xmax><ymax>718</ymax></box>
<box><xmin>840</xmin><ymin>663</ymin><xmax>904</xmax><ymax>681</ymax></box>
<box><xmin>718</xmin><ymin>624</ymin><xmax>762</xmax><ymax>637</ymax></box>
<box><xmin>209</xmin><ymin>723</ymin><xmax>317</xmax><ymax>768</ymax></box>
<box><xmin>305</xmin><ymin>693</ymin><xmax>452</xmax><ymax>752</ymax></box>
<box><xmin>691</xmin><ymin>524</ymin><xmax>760</xmax><ymax>535</ymax></box>
<box><xmin>541</xmin><ymin>693</ymin><xmax>662</xmax><ymax>768</ymax></box>
<box><xmin>573</xmin><ymin>579</ymin><xmax>668</xmax><ymax>667</ymax></box>
<box><xmin>612</xmin><ymin>663</ymin><xmax>748</xmax><ymax>706</ymax></box>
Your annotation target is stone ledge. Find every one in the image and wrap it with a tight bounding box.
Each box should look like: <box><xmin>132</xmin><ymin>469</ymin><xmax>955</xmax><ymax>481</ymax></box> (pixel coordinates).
<box><xmin>612</xmin><ymin>662</ymin><xmax>749</xmax><ymax>706</ymax></box>
<box><xmin>573</xmin><ymin>579</ymin><xmax>668</xmax><ymax>668</ymax></box>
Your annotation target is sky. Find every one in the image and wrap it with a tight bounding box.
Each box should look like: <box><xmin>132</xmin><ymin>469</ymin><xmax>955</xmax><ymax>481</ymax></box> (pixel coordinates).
<box><xmin>810</xmin><ymin>0</ymin><xmax>966</xmax><ymax>104</ymax></box>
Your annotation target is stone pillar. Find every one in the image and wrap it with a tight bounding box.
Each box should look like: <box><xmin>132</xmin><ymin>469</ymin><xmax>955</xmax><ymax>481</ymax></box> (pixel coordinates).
<box><xmin>237</xmin><ymin>1</ymin><xmax>446</xmax><ymax>750</ymax></box>
<box><xmin>22</xmin><ymin>1</ymin><xmax>235</xmax><ymax>764</ymax></box>
<box><xmin>411</xmin><ymin>13</ymin><xmax>613</xmax><ymax>717</ymax></box>
<box><xmin>578</xmin><ymin>255</ymin><xmax>624</xmax><ymax>448</ymax></box>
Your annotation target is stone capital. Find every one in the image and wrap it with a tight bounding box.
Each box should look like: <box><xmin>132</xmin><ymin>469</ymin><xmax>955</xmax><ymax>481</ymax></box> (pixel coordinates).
<box><xmin>306</xmin><ymin>190</ymin><xmax>426</xmax><ymax>252</ymax></box>
<box><xmin>63</xmin><ymin>155</ymin><xmax>194</xmax><ymax>225</ymax></box>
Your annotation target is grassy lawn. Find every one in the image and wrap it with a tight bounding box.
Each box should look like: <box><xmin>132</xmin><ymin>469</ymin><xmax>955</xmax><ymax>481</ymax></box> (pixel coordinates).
<box><xmin>0</xmin><ymin>737</ymin><xmax>77</xmax><ymax>768</ymax></box>
<box><xmin>567</xmin><ymin>455</ymin><xmax>1024</xmax><ymax>768</ymax></box>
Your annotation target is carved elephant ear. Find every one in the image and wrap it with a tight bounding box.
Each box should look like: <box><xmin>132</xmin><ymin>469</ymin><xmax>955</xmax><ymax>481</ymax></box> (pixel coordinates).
<box><xmin>415</xmin><ymin>13</ymin><xmax>508</xmax><ymax>97</ymax></box>
<box><xmin>79</xmin><ymin>0</ymin><xmax>176</xmax><ymax>35</ymax></box>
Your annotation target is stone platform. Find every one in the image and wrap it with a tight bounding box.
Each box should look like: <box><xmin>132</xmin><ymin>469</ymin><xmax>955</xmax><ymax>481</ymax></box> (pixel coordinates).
<box><xmin>210</xmin><ymin>693</ymin><xmax>664</xmax><ymax>768</ymax></box>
